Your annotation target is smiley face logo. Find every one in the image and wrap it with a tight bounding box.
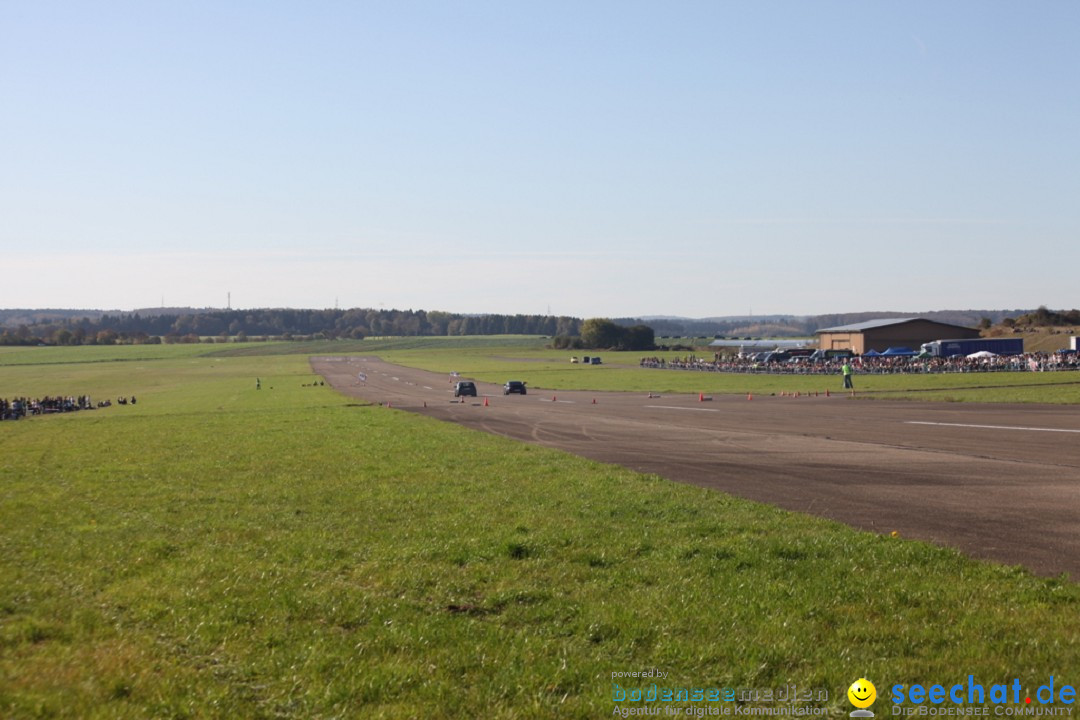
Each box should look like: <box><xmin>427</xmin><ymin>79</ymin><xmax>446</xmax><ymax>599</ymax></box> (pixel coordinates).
<box><xmin>847</xmin><ymin>678</ymin><xmax>877</xmax><ymax>709</ymax></box>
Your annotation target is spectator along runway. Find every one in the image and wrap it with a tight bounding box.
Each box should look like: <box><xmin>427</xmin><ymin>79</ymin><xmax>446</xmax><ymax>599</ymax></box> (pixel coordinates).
<box><xmin>313</xmin><ymin>356</ymin><xmax>1080</xmax><ymax>579</ymax></box>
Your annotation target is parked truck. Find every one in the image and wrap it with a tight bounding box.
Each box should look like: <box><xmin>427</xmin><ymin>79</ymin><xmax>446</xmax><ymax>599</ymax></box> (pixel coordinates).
<box><xmin>920</xmin><ymin>337</ymin><xmax>1024</xmax><ymax>357</ymax></box>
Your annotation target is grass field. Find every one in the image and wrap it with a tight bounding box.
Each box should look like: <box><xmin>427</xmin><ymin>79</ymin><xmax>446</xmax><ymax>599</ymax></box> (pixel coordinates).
<box><xmin>275</xmin><ymin>337</ymin><xmax>1080</xmax><ymax>404</ymax></box>
<box><xmin>6</xmin><ymin>337</ymin><xmax>1080</xmax><ymax>403</ymax></box>
<box><xmin>2</xmin><ymin>341</ymin><xmax>1079</xmax><ymax>718</ymax></box>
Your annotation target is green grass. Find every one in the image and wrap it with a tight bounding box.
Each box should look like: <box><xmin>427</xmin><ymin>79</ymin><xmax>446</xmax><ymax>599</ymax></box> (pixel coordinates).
<box><xmin>16</xmin><ymin>338</ymin><xmax>1076</xmax><ymax>404</ymax></box>
<box><xmin>2</xmin><ymin>342</ymin><xmax>1080</xmax><ymax>718</ymax></box>
<box><xmin>0</xmin><ymin>343</ymin><xmax>216</xmax><ymax>366</ymax></box>
<box><xmin>335</xmin><ymin>338</ymin><xmax>1080</xmax><ymax>404</ymax></box>
<box><xmin>10</xmin><ymin>333</ymin><xmax>1079</xmax><ymax>410</ymax></box>
<box><xmin>866</xmin><ymin>373</ymin><xmax>1080</xmax><ymax>403</ymax></box>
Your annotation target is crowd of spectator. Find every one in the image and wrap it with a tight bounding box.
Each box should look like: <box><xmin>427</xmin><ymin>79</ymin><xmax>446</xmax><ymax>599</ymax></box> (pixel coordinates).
<box><xmin>0</xmin><ymin>395</ymin><xmax>136</xmax><ymax>420</ymax></box>
<box><xmin>639</xmin><ymin>351</ymin><xmax>1080</xmax><ymax>376</ymax></box>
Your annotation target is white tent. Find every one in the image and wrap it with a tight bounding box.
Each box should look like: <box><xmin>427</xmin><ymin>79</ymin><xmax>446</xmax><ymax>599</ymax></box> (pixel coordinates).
<box><xmin>966</xmin><ymin>350</ymin><xmax>998</xmax><ymax>359</ymax></box>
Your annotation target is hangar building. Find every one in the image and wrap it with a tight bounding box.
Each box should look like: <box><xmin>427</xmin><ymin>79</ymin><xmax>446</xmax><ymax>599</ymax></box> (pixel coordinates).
<box><xmin>816</xmin><ymin>318</ymin><xmax>981</xmax><ymax>354</ymax></box>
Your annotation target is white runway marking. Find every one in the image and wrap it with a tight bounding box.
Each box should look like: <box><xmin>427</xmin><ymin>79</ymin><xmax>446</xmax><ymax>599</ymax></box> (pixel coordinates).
<box><xmin>906</xmin><ymin>421</ymin><xmax>1080</xmax><ymax>434</ymax></box>
<box><xmin>423</xmin><ymin>386</ymin><xmax>433</xmax><ymax>390</ymax></box>
<box><xmin>646</xmin><ymin>405</ymin><xmax>719</xmax><ymax>413</ymax></box>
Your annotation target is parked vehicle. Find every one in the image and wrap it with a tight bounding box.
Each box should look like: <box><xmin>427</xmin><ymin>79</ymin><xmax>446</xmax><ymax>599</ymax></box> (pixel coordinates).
<box><xmin>920</xmin><ymin>338</ymin><xmax>1024</xmax><ymax>357</ymax></box>
<box><xmin>810</xmin><ymin>349</ymin><xmax>854</xmax><ymax>362</ymax></box>
<box><xmin>763</xmin><ymin>348</ymin><xmax>814</xmax><ymax>363</ymax></box>
<box><xmin>454</xmin><ymin>381</ymin><xmax>477</xmax><ymax>397</ymax></box>
<box><xmin>503</xmin><ymin>381</ymin><xmax>527</xmax><ymax>395</ymax></box>
<box><xmin>590</xmin><ymin>357</ymin><xmax>602</xmax><ymax>365</ymax></box>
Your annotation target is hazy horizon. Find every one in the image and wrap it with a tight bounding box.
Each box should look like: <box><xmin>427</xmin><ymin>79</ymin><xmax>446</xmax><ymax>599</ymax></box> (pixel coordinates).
<box><xmin>0</xmin><ymin>304</ymin><xmax>1040</xmax><ymax>323</ymax></box>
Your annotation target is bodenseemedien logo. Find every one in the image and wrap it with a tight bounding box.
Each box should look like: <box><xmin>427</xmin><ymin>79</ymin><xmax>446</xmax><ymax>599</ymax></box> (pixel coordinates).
<box><xmin>848</xmin><ymin>678</ymin><xmax>877</xmax><ymax>718</ymax></box>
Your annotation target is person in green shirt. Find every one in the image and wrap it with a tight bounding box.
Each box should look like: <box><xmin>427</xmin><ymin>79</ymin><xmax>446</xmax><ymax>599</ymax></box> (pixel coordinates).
<box><xmin>841</xmin><ymin>361</ymin><xmax>854</xmax><ymax>389</ymax></box>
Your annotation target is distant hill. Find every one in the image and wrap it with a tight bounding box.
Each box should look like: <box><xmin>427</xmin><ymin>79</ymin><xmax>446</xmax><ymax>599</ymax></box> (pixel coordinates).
<box><xmin>128</xmin><ymin>307</ymin><xmax>223</xmax><ymax>317</ymax></box>
<box><xmin>0</xmin><ymin>308</ymin><xmax>117</xmax><ymax>326</ymax></box>
<box><xmin>0</xmin><ymin>307</ymin><xmax>221</xmax><ymax>327</ymax></box>
<box><xmin>0</xmin><ymin>307</ymin><xmax>581</xmax><ymax>345</ymax></box>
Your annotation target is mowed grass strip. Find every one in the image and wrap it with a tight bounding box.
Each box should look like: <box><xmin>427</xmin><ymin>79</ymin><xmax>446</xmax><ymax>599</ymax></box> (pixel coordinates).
<box><xmin>1</xmin><ymin>348</ymin><xmax>1079</xmax><ymax>719</ymax></box>
<box><xmin>0</xmin><ymin>343</ymin><xmax>215</xmax><ymax>367</ymax></box>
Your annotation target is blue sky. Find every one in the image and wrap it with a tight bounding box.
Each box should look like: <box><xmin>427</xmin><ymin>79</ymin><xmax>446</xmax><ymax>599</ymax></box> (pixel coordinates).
<box><xmin>2</xmin><ymin>1</ymin><xmax>1077</xmax><ymax>317</ymax></box>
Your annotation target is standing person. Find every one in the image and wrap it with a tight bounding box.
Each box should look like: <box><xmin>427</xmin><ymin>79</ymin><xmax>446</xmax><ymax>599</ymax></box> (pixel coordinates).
<box><xmin>256</xmin><ymin>378</ymin><xmax>261</xmax><ymax>390</ymax></box>
<box><xmin>841</xmin><ymin>360</ymin><xmax>854</xmax><ymax>389</ymax></box>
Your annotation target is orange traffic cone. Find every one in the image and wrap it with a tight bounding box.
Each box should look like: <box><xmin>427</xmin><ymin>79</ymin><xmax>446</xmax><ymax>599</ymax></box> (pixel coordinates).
<box><xmin>699</xmin><ymin>392</ymin><xmax>704</xmax><ymax>402</ymax></box>
<box><xmin>747</xmin><ymin>392</ymin><xmax>753</xmax><ymax>400</ymax></box>
<box><xmin>483</xmin><ymin>397</ymin><xmax>489</xmax><ymax>407</ymax></box>
<box><xmin>592</xmin><ymin>398</ymin><xmax>597</xmax><ymax>404</ymax></box>
<box><xmin>826</xmin><ymin>389</ymin><xmax>830</xmax><ymax>397</ymax></box>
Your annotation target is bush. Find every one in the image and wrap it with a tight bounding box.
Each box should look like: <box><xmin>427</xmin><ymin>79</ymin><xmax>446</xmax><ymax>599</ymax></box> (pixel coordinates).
<box><xmin>550</xmin><ymin>335</ymin><xmax>584</xmax><ymax>350</ymax></box>
<box><xmin>580</xmin><ymin>319</ymin><xmax>655</xmax><ymax>351</ymax></box>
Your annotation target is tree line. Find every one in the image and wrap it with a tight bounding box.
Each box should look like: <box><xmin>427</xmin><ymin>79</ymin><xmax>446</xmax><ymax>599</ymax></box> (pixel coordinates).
<box><xmin>0</xmin><ymin>308</ymin><xmax>587</xmax><ymax>346</ymax></box>
<box><xmin>1004</xmin><ymin>306</ymin><xmax>1080</xmax><ymax>328</ymax></box>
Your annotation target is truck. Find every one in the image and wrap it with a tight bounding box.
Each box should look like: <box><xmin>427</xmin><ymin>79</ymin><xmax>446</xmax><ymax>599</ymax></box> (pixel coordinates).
<box><xmin>762</xmin><ymin>347</ymin><xmax>816</xmax><ymax>363</ymax></box>
<box><xmin>809</xmin><ymin>348</ymin><xmax>854</xmax><ymax>362</ymax></box>
<box><xmin>920</xmin><ymin>338</ymin><xmax>1024</xmax><ymax>358</ymax></box>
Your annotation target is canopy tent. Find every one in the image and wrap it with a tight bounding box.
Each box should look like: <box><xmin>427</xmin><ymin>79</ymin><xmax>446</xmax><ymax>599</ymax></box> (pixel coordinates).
<box><xmin>862</xmin><ymin>349</ymin><xmax>882</xmax><ymax>357</ymax></box>
<box><xmin>966</xmin><ymin>350</ymin><xmax>998</xmax><ymax>359</ymax></box>
<box><xmin>881</xmin><ymin>347</ymin><xmax>917</xmax><ymax>356</ymax></box>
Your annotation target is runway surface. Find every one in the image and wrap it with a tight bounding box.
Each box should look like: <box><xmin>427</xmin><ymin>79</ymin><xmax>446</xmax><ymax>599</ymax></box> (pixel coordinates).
<box><xmin>313</xmin><ymin>357</ymin><xmax>1080</xmax><ymax>578</ymax></box>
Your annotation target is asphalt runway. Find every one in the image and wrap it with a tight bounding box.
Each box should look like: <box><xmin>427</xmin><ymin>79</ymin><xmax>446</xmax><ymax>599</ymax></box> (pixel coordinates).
<box><xmin>312</xmin><ymin>357</ymin><xmax>1080</xmax><ymax>579</ymax></box>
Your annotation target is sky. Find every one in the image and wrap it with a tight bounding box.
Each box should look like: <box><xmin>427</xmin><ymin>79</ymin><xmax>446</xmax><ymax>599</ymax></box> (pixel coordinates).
<box><xmin>2</xmin><ymin>1</ymin><xmax>1078</xmax><ymax>318</ymax></box>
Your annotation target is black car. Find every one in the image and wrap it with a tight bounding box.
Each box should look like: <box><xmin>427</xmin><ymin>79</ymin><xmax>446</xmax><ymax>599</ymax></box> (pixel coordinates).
<box><xmin>454</xmin><ymin>381</ymin><xmax>477</xmax><ymax>397</ymax></box>
<box><xmin>503</xmin><ymin>381</ymin><xmax>527</xmax><ymax>395</ymax></box>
